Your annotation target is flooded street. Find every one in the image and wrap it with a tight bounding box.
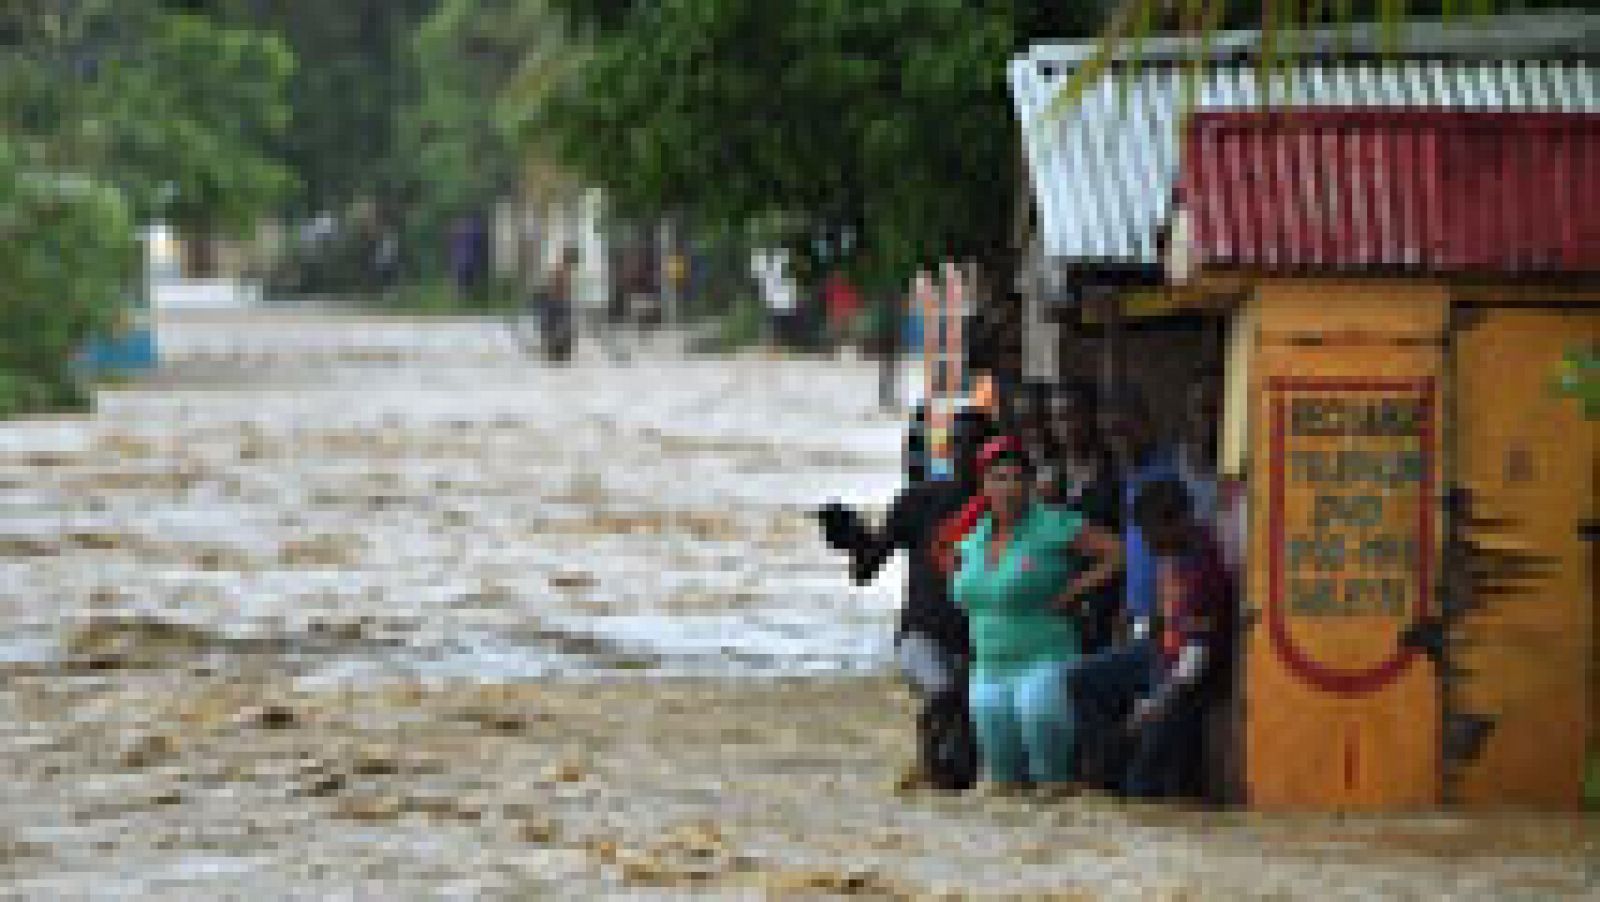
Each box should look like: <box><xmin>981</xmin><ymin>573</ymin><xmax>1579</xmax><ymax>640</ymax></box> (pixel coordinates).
<box><xmin>0</xmin><ymin>311</ymin><xmax>1594</xmax><ymax>899</ymax></box>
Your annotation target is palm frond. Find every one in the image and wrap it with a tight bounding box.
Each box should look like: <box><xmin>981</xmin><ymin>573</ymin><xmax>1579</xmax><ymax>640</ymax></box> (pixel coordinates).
<box><xmin>1035</xmin><ymin>0</ymin><xmax>1151</xmax><ymax>137</ymax></box>
<box><xmin>1179</xmin><ymin>0</ymin><xmax>1213</xmax><ymax>113</ymax></box>
<box><xmin>1117</xmin><ymin>0</ymin><xmax>1161</xmax><ymax>116</ymax></box>
<box><xmin>1036</xmin><ymin>0</ymin><xmax>1522</xmax><ymax>135</ymax></box>
<box><xmin>1379</xmin><ymin>0</ymin><xmax>1410</xmax><ymax>55</ymax></box>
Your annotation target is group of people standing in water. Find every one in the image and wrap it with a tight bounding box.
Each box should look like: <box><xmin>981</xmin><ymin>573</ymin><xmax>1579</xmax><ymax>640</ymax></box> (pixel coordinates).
<box><xmin>818</xmin><ymin>381</ymin><xmax>1236</xmax><ymax>800</ymax></box>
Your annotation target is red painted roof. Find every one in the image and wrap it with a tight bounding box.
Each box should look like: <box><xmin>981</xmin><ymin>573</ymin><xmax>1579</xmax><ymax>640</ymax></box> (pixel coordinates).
<box><xmin>1179</xmin><ymin>109</ymin><xmax>1600</xmax><ymax>275</ymax></box>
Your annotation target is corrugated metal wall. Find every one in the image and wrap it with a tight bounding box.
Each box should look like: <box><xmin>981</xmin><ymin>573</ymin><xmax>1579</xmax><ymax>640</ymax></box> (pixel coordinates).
<box><xmin>1011</xmin><ymin>56</ymin><xmax>1600</xmax><ymax>264</ymax></box>
<box><xmin>1180</xmin><ymin>110</ymin><xmax>1600</xmax><ymax>273</ymax></box>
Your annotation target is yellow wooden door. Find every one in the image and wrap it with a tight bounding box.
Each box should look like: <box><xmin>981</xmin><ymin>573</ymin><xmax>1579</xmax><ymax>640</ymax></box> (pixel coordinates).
<box><xmin>1245</xmin><ymin>281</ymin><xmax>1446</xmax><ymax>811</ymax></box>
<box><xmin>1453</xmin><ymin>307</ymin><xmax>1599</xmax><ymax>810</ymax></box>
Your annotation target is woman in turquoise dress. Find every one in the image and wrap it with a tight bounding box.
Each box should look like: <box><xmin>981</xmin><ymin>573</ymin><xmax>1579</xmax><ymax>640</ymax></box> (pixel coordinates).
<box><xmin>951</xmin><ymin>436</ymin><xmax>1122</xmax><ymax>790</ymax></box>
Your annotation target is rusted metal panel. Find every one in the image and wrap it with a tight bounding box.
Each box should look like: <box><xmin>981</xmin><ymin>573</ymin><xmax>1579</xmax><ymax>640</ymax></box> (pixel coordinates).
<box><xmin>1181</xmin><ymin>110</ymin><xmax>1600</xmax><ymax>274</ymax></box>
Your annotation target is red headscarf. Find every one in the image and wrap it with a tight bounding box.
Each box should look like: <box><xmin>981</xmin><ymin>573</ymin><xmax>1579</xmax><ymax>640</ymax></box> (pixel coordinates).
<box><xmin>931</xmin><ymin>435</ymin><xmax>1026</xmax><ymax>575</ymax></box>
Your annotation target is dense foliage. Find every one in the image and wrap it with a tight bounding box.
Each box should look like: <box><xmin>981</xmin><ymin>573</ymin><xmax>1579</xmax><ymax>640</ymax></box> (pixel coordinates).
<box><xmin>0</xmin><ymin>145</ymin><xmax>137</xmax><ymax>415</ymax></box>
<box><xmin>392</xmin><ymin>0</ymin><xmax>568</xmax><ymax>282</ymax></box>
<box><xmin>0</xmin><ymin>0</ymin><xmax>292</xmax><ymax>415</ymax></box>
<box><xmin>208</xmin><ymin>0</ymin><xmax>558</xmax><ymax>291</ymax></box>
<box><xmin>528</xmin><ymin>0</ymin><xmax>1109</xmax><ymax>298</ymax></box>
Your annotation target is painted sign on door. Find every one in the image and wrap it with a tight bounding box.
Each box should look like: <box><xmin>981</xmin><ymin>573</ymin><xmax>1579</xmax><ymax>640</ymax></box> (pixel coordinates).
<box><xmin>1245</xmin><ymin>283</ymin><xmax>1446</xmax><ymax>811</ymax></box>
<box><xmin>1266</xmin><ymin>378</ymin><xmax>1437</xmax><ymax>696</ymax></box>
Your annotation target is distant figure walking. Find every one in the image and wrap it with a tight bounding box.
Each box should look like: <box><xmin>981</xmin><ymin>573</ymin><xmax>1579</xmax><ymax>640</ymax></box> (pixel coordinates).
<box><xmin>537</xmin><ymin>249</ymin><xmax>578</xmax><ymax>363</ymax></box>
<box><xmin>752</xmin><ymin>249</ymin><xmax>799</xmax><ymax>349</ymax></box>
<box><xmin>450</xmin><ymin>214</ymin><xmax>489</xmax><ymax>300</ymax></box>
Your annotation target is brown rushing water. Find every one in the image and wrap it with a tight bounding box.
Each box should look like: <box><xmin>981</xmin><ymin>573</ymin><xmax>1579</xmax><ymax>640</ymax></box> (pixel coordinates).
<box><xmin>0</xmin><ymin>311</ymin><xmax>1593</xmax><ymax>899</ymax></box>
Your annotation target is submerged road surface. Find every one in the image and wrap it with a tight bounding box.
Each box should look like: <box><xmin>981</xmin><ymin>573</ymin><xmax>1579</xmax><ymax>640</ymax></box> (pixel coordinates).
<box><xmin>0</xmin><ymin>311</ymin><xmax>1593</xmax><ymax>898</ymax></box>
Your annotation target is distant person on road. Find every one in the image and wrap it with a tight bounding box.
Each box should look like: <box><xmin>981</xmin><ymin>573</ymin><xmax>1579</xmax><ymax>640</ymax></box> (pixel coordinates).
<box><xmin>664</xmin><ymin>250</ymin><xmax>689</xmax><ymax>324</ymax></box>
<box><xmin>947</xmin><ymin>436</ymin><xmax>1121</xmax><ymax>794</ymax></box>
<box><xmin>815</xmin><ymin>408</ymin><xmax>995</xmax><ymax>792</ymax></box>
<box><xmin>450</xmin><ymin>213</ymin><xmax>489</xmax><ymax>300</ymax></box>
<box><xmin>866</xmin><ymin>291</ymin><xmax>904</xmax><ymax>411</ymax></box>
<box><xmin>374</xmin><ymin>232</ymin><xmax>400</xmax><ymax>290</ymax></box>
<box><xmin>823</xmin><ymin>270</ymin><xmax>862</xmax><ymax>348</ymax></box>
<box><xmin>752</xmin><ymin>249</ymin><xmax>799</xmax><ymax>349</ymax></box>
<box><xmin>628</xmin><ymin>253</ymin><xmax>663</xmax><ymax>334</ymax></box>
<box><xmin>535</xmin><ymin>248</ymin><xmax>578</xmax><ymax>362</ymax></box>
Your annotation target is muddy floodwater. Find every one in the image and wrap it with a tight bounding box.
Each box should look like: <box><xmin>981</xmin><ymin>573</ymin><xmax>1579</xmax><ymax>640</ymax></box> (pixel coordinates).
<box><xmin>0</xmin><ymin>311</ymin><xmax>1594</xmax><ymax>899</ymax></box>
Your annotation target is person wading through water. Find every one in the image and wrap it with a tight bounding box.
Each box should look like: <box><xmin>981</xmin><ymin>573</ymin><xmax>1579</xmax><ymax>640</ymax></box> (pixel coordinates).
<box><xmin>945</xmin><ymin>436</ymin><xmax>1122</xmax><ymax>795</ymax></box>
<box><xmin>539</xmin><ymin>248</ymin><xmax>579</xmax><ymax>363</ymax></box>
<box><xmin>815</xmin><ymin>408</ymin><xmax>995</xmax><ymax>791</ymax></box>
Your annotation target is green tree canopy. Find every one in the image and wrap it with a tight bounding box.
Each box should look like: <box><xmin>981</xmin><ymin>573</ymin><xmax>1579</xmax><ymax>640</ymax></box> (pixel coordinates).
<box><xmin>525</xmin><ymin>0</ymin><xmax>1578</xmax><ymax>298</ymax></box>
<box><xmin>0</xmin><ymin>0</ymin><xmax>294</xmax><ymax>415</ymax></box>
<box><xmin>0</xmin><ymin>141</ymin><xmax>138</xmax><ymax>415</ymax></box>
<box><xmin>527</xmin><ymin>0</ymin><xmax>1110</xmax><ymax>294</ymax></box>
<box><xmin>391</xmin><ymin>0</ymin><xmax>571</xmax><ymax>273</ymax></box>
<box><xmin>191</xmin><ymin>0</ymin><xmax>435</xmax><ymax>220</ymax></box>
<box><xmin>2</xmin><ymin>0</ymin><xmax>295</xmax><ymax>233</ymax></box>
<box><xmin>205</xmin><ymin>0</ymin><xmax>567</xmax><ymax>287</ymax></box>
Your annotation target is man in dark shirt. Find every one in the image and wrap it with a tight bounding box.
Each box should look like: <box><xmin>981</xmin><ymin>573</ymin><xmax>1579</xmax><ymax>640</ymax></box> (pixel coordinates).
<box><xmin>1067</xmin><ymin>390</ymin><xmax>1180</xmax><ymax>790</ymax></box>
<box><xmin>1037</xmin><ymin>381</ymin><xmax>1122</xmax><ymax>655</ymax></box>
<box><xmin>1122</xmin><ymin>478</ymin><xmax>1235</xmax><ymax>800</ymax></box>
<box><xmin>816</xmin><ymin>408</ymin><xmax>993</xmax><ymax>791</ymax></box>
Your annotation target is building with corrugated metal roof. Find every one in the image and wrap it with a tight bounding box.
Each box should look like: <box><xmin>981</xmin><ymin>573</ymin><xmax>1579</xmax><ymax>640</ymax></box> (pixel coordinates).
<box><xmin>1180</xmin><ymin>106</ymin><xmax>1599</xmax><ymax>815</ymax></box>
<box><xmin>1013</xmin><ymin>13</ymin><xmax>1600</xmax><ymax>269</ymax></box>
<box><xmin>1009</xmin><ymin>14</ymin><xmax>1600</xmax><ymax>814</ymax></box>
<box><xmin>1010</xmin><ymin>12</ymin><xmax>1600</xmax><ymax>390</ymax></box>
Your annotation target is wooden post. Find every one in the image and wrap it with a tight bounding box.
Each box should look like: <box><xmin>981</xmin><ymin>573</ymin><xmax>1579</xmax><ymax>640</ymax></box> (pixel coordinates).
<box><xmin>915</xmin><ymin>271</ymin><xmax>949</xmax><ymax>474</ymax></box>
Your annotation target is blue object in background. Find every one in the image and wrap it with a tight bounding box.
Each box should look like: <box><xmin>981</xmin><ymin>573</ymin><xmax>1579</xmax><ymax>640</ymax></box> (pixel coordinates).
<box><xmin>78</xmin><ymin>328</ymin><xmax>158</xmax><ymax>374</ymax></box>
<box><xmin>78</xmin><ymin>226</ymin><xmax>160</xmax><ymax>378</ymax></box>
<box><xmin>903</xmin><ymin>306</ymin><xmax>922</xmax><ymax>350</ymax></box>
<box><xmin>77</xmin><ymin>303</ymin><xmax>158</xmax><ymax>376</ymax></box>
